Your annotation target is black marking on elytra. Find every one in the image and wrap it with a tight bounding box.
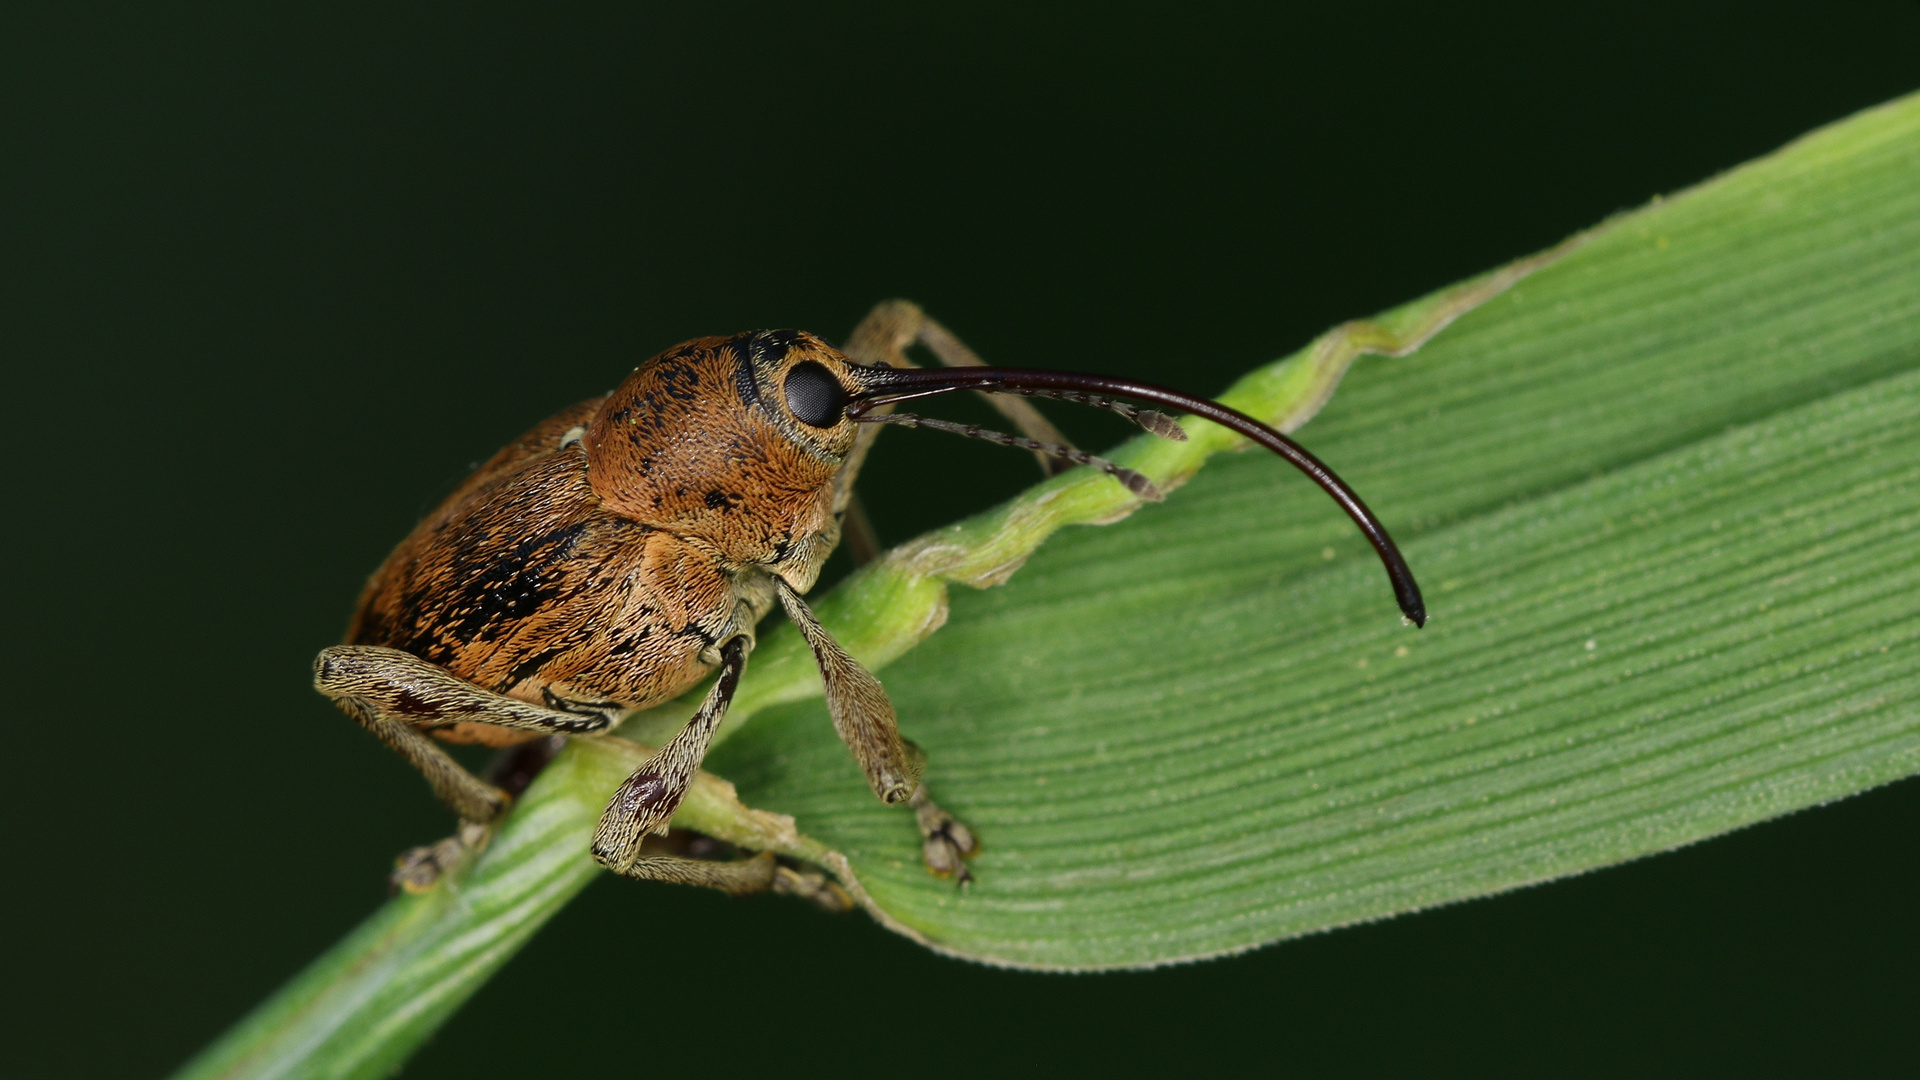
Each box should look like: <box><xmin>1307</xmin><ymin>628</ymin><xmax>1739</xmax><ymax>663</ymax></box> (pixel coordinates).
<box><xmin>399</xmin><ymin>520</ymin><xmax>592</xmax><ymax>654</ymax></box>
<box><xmin>502</xmin><ymin>644</ymin><xmax>571</xmax><ymax>693</ymax></box>
<box><xmin>675</xmin><ymin>621</ymin><xmax>720</xmax><ymax>648</ymax></box>
<box><xmin>704</xmin><ymin>489</ymin><xmax>743</xmax><ymax>512</ymax></box>
<box><xmin>607</xmin><ymin>625</ymin><xmax>653</xmax><ymax>656</ymax></box>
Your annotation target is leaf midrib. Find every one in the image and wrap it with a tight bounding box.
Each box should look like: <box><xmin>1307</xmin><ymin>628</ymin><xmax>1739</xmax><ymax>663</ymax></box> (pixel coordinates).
<box><xmin>851</xmin><ymin>370</ymin><xmax>1920</xmax><ymax>879</ymax></box>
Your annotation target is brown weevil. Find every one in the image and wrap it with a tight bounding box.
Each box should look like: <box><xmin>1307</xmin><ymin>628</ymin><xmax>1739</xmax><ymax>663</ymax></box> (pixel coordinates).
<box><xmin>315</xmin><ymin>301</ymin><xmax>1424</xmax><ymax>899</ymax></box>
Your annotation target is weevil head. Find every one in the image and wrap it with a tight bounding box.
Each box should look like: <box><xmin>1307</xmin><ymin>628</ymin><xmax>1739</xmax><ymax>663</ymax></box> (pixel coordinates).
<box><xmin>585</xmin><ymin>330</ymin><xmax>866</xmax><ymax>565</ymax></box>
<box><xmin>587</xmin><ymin>325</ymin><xmax>1427</xmax><ymax>627</ymax></box>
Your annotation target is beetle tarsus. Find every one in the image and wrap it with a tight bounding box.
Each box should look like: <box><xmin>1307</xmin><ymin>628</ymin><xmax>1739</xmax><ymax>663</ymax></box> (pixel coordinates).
<box><xmin>772</xmin><ymin>864</ymin><xmax>856</xmax><ymax>912</ymax></box>
<box><xmin>911</xmin><ymin>784</ymin><xmax>978</xmax><ymax>885</ymax></box>
<box><xmin>388</xmin><ymin>821</ymin><xmax>492</xmax><ymax>894</ymax></box>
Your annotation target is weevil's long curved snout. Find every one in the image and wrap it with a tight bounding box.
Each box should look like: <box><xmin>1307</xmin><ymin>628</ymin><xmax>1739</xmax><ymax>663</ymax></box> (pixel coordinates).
<box><xmin>843</xmin><ymin>364</ymin><xmax>1427</xmax><ymax>628</ymax></box>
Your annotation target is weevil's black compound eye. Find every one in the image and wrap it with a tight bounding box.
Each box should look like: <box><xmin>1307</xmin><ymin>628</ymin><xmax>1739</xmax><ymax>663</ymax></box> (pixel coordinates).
<box><xmin>783</xmin><ymin>361</ymin><xmax>848</xmax><ymax>428</ymax></box>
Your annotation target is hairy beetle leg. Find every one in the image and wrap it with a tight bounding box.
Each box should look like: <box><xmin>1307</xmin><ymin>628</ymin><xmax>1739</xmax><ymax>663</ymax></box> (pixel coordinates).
<box><xmin>315</xmin><ymin>645</ymin><xmax>617</xmax><ymax>825</ymax></box>
<box><xmin>830</xmin><ymin>300</ymin><xmax>1085</xmax><ymax>568</ymax></box>
<box><xmin>386</xmin><ymin>740</ymin><xmax>561</xmax><ymax>893</ymax></box>
<box><xmin>315</xmin><ymin>647</ymin><xmax>621</xmax><ymax>891</ymax></box>
<box><xmin>592</xmin><ymin>636</ymin><xmax>751</xmax><ymax>875</ymax></box>
<box><xmin>605</xmin><ymin>850</ymin><xmax>779</xmax><ymax>896</ymax></box>
<box><xmin>630</xmin><ymin>831</ymin><xmax>852</xmax><ymax>909</ymax></box>
<box><xmin>910</xmin><ymin>785</ymin><xmax>978</xmax><ymax>884</ymax></box>
<box><xmin>389</xmin><ymin>838</ymin><xmax>461</xmax><ymax>894</ymax></box>
<box><xmin>772</xmin><ymin>863</ymin><xmax>856</xmax><ymax>912</ymax></box>
<box><xmin>843</xmin><ymin>298</ymin><xmax>1076</xmax><ymax>477</ymax></box>
<box><xmin>777</xmin><ymin>581</ymin><xmax>925</xmax><ymax>804</ymax></box>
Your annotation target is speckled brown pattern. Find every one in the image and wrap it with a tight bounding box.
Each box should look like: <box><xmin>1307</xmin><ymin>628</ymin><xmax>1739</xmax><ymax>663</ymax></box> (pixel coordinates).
<box><xmin>322</xmin><ymin>300</ymin><xmax>1368</xmax><ymax>893</ymax></box>
<box><xmin>345</xmin><ymin>330</ymin><xmax>862</xmax><ymax>747</ymax></box>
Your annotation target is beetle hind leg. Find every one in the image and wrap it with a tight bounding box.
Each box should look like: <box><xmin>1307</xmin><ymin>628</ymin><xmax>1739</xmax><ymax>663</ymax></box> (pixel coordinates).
<box><xmin>843</xmin><ymin>299</ymin><xmax>1076</xmax><ymax>476</ymax></box>
<box><xmin>386</xmin><ymin>736</ymin><xmax>567</xmax><ymax>893</ymax></box>
<box><xmin>316</xmin><ymin>645</ymin><xmax>618</xmax><ymax>820</ymax></box>
<box><xmin>388</xmin><ymin>821</ymin><xmax>493</xmax><ymax>893</ymax></box>
<box><xmin>314</xmin><ymin>646</ymin><xmax>621</xmax><ymax>890</ymax></box>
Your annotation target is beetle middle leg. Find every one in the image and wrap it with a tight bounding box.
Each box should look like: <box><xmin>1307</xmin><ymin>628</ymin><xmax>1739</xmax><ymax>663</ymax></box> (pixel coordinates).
<box><xmin>589</xmin><ymin>635</ymin><xmax>779</xmax><ymax>892</ymax></box>
<box><xmin>387</xmin><ymin>735</ymin><xmax>566</xmax><ymax>892</ymax></box>
<box><xmin>835</xmin><ymin>300</ymin><xmax>1082</xmax><ymax>566</ymax></box>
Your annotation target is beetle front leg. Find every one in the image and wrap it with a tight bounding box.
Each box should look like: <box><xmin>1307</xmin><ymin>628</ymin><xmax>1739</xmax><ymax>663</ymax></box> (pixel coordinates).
<box><xmin>776</xmin><ymin>580</ymin><xmax>980</xmax><ymax>882</ymax></box>
<box><xmin>832</xmin><ymin>300</ymin><xmax>1082</xmax><ymax>566</ymax></box>
<box><xmin>843</xmin><ymin>299</ymin><xmax>1075</xmax><ymax>472</ymax></box>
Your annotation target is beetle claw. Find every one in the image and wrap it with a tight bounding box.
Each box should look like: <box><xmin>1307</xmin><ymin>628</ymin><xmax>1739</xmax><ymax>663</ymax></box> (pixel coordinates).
<box><xmin>911</xmin><ymin>785</ymin><xmax>978</xmax><ymax>886</ymax></box>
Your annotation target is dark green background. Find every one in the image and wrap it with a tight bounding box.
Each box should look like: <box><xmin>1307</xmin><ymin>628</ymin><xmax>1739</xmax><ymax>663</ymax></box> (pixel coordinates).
<box><xmin>7</xmin><ymin>3</ymin><xmax>1919</xmax><ymax>1076</ymax></box>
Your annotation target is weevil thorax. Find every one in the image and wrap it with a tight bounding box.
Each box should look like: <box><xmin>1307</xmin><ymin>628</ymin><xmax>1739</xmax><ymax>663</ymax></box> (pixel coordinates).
<box><xmin>584</xmin><ymin>330</ymin><xmax>861</xmax><ymax>588</ymax></box>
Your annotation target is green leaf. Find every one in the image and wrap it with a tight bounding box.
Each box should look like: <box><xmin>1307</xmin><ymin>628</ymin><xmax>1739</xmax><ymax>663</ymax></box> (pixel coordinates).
<box><xmin>710</xmin><ymin>92</ymin><xmax>1920</xmax><ymax>968</ymax></box>
<box><xmin>177</xmin><ymin>92</ymin><xmax>1920</xmax><ymax>1077</ymax></box>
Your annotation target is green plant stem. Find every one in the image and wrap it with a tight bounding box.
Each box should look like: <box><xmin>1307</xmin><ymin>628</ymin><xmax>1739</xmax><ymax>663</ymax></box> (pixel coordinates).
<box><xmin>176</xmin><ymin>223</ymin><xmax>1563</xmax><ymax>1080</ymax></box>
<box><xmin>178</xmin><ymin>89</ymin><xmax>1920</xmax><ymax>1078</ymax></box>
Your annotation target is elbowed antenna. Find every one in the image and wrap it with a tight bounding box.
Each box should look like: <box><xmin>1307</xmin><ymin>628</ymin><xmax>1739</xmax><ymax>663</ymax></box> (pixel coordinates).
<box><xmin>845</xmin><ymin>364</ymin><xmax>1427</xmax><ymax>628</ymax></box>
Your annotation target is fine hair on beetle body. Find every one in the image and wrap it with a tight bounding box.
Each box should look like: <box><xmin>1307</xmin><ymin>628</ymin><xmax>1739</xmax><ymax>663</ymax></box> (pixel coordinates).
<box><xmin>314</xmin><ymin>299</ymin><xmax>1424</xmax><ymax>901</ymax></box>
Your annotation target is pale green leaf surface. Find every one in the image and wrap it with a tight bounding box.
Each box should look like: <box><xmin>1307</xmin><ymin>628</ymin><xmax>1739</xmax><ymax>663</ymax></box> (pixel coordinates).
<box><xmin>706</xmin><ymin>94</ymin><xmax>1920</xmax><ymax>968</ymax></box>
<box><xmin>177</xmin><ymin>94</ymin><xmax>1920</xmax><ymax>1078</ymax></box>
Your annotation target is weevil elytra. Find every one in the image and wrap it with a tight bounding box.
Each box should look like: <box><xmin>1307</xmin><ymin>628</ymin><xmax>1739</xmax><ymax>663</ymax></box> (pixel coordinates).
<box><xmin>315</xmin><ymin>301</ymin><xmax>1424</xmax><ymax>899</ymax></box>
